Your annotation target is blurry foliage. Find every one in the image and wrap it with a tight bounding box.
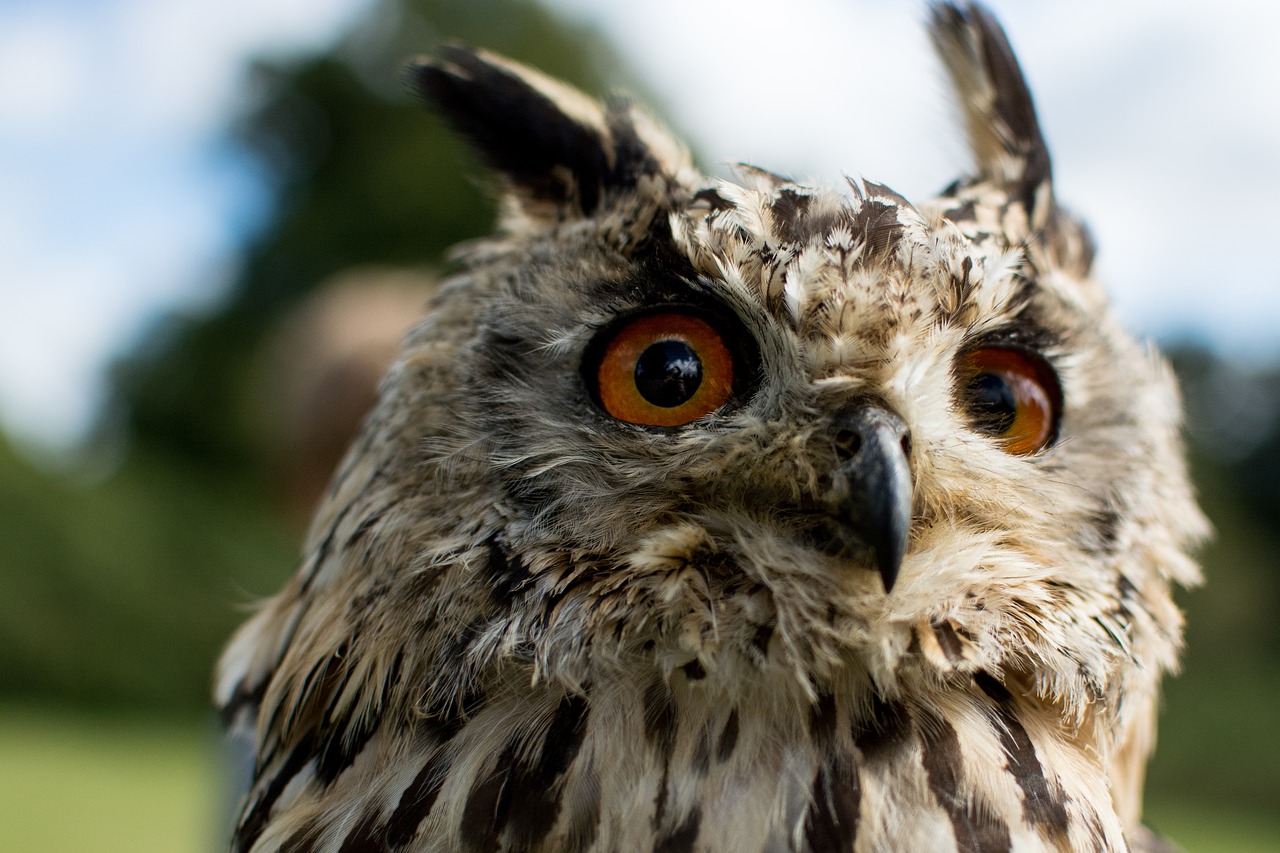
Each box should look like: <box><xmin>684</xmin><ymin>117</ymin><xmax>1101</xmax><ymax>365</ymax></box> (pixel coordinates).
<box><xmin>0</xmin><ymin>438</ymin><xmax>294</xmax><ymax>710</ymax></box>
<box><xmin>0</xmin><ymin>0</ymin><xmax>1275</xmax><ymax>834</ymax></box>
<box><xmin>1146</xmin><ymin>349</ymin><xmax>1280</xmax><ymax>818</ymax></box>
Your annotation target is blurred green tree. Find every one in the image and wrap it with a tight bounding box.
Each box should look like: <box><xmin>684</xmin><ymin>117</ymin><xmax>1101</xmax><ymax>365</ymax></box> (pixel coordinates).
<box><xmin>1144</xmin><ymin>347</ymin><xmax>1280</xmax><ymax>818</ymax></box>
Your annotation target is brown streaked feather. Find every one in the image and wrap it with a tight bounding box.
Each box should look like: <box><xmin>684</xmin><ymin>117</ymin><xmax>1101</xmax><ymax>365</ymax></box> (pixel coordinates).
<box><xmin>929</xmin><ymin>2</ymin><xmax>1052</xmax><ymax>213</ymax></box>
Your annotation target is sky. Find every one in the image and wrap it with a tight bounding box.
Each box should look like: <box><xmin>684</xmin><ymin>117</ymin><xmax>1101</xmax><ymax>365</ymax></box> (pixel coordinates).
<box><xmin>2</xmin><ymin>0</ymin><xmax>1278</xmax><ymax>450</ymax></box>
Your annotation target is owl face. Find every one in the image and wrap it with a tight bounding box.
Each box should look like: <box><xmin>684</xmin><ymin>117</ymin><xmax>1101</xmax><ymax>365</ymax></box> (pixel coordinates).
<box><xmin>425</xmin><ymin>149</ymin><xmax>1196</xmax><ymax>709</ymax></box>
<box><xmin>217</xmin><ymin>7</ymin><xmax>1206</xmax><ymax>850</ymax></box>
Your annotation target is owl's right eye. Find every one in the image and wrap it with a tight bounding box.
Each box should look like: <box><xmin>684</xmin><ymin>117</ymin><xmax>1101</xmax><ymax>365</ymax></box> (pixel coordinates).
<box><xmin>586</xmin><ymin>311</ymin><xmax>737</xmax><ymax>427</ymax></box>
<box><xmin>956</xmin><ymin>346</ymin><xmax>1061</xmax><ymax>455</ymax></box>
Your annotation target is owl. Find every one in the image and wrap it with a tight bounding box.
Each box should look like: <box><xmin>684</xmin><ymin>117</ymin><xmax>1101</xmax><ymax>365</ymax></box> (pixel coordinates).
<box><xmin>216</xmin><ymin>3</ymin><xmax>1206</xmax><ymax>851</ymax></box>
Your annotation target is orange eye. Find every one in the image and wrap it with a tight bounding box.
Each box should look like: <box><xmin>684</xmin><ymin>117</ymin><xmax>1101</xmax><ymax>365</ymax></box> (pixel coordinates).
<box><xmin>957</xmin><ymin>346</ymin><xmax>1061</xmax><ymax>455</ymax></box>
<box><xmin>590</xmin><ymin>312</ymin><xmax>736</xmax><ymax>427</ymax></box>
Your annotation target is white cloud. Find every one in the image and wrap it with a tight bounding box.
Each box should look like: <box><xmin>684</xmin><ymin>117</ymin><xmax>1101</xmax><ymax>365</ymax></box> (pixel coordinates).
<box><xmin>0</xmin><ymin>10</ymin><xmax>88</xmax><ymax>135</ymax></box>
<box><xmin>548</xmin><ymin>0</ymin><xmax>951</xmax><ymax>194</ymax></box>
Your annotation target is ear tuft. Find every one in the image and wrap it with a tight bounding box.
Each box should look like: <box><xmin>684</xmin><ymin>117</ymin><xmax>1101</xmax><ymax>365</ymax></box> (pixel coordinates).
<box><xmin>408</xmin><ymin>46</ymin><xmax>689</xmax><ymax>224</ymax></box>
<box><xmin>928</xmin><ymin>2</ymin><xmax>1051</xmax><ymax>217</ymax></box>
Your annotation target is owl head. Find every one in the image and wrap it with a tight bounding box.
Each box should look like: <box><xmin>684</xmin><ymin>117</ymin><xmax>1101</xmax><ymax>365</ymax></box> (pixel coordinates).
<box><xmin>218</xmin><ymin>3</ymin><xmax>1205</xmax><ymax>845</ymax></box>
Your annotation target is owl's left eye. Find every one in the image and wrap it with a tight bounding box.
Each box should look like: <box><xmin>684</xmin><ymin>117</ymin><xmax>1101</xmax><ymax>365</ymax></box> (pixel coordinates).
<box><xmin>586</xmin><ymin>311</ymin><xmax>737</xmax><ymax>427</ymax></box>
<box><xmin>957</xmin><ymin>346</ymin><xmax>1061</xmax><ymax>455</ymax></box>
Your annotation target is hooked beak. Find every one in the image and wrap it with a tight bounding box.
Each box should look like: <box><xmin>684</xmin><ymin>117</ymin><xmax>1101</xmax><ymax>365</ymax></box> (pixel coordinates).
<box><xmin>823</xmin><ymin>402</ymin><xmax>913</xmax><ymax>593</ymax></box>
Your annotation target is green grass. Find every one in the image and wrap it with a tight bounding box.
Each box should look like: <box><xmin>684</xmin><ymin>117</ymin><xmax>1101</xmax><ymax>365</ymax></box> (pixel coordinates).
<box><xmin>0</xmin><ymin>707</ymin><xmax>221</xmax><ymax>853</ymax></box>
<box><xmin>0</xmin><ymin>706</ymin><xmax>1276</xmax><ymax>852</ymax></box>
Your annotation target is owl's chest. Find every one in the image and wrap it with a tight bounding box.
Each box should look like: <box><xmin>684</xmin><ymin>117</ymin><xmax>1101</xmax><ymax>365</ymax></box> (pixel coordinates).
<box><xmin>308</xmin><ymin>681</ymin><xmax>1130</xmax><ymax>853</ymax></box>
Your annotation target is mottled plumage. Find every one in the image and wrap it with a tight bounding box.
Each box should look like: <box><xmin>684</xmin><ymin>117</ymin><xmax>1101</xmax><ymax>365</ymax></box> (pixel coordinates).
<box><xmin>217</xmin><ymin>4</ymin><xmax>1205</xmax><ymax>851</ymax></box>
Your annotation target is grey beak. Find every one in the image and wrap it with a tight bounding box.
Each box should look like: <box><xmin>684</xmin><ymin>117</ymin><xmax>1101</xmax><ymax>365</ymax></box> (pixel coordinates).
<box><xmin>825</xmin><ymin>402</ymin><xmax>913</xmax><ymax>592</ymax></box>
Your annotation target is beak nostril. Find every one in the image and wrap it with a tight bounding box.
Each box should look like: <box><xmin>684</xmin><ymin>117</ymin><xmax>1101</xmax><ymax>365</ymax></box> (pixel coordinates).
<box><xmin>834</xmin><ymin>429</ymin><xmax>862</xmax><ymax>459</ymax></box>
<box><xmin>833</xmin><ymin>415</ymin><xmax>910</xmax><ymax>464</ymax></box>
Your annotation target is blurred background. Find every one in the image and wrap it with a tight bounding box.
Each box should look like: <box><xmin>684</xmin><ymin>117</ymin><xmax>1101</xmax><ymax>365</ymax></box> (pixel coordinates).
<box><xmin>1</xmin><ymin>0</ymin><xmax>1277</xmax><ymax>850</ymax></box>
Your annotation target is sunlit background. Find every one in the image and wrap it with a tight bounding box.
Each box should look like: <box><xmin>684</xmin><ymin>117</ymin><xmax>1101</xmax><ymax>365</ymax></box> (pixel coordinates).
<box><xmin>2</xmin><ymin>0</ymin><xmax>1278</xmax><ymax>850</ymax></box>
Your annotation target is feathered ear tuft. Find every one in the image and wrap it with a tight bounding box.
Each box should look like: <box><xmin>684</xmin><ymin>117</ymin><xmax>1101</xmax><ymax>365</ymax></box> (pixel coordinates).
<box><xmin>930</xmin><ymin>3</ymin><xmax>1096</xmax><ymax>276</ymax></box>
<box><xmin>929</xmin><ymin>2</ymin><xmax>1051</xmax><ymax>219</ymax></box>
<box><xmin>408</xmin><ymin>46</ymin><xmax>691</xmax><ymax>226</ymax></box>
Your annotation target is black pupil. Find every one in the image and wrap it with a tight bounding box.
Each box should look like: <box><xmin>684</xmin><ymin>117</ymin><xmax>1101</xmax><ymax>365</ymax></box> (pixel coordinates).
<box><xmin>966</xmin><ymin>373</ymin><xmax>1017</xmax><ymax>434</ymax></box>
<box><xmin>635</xmin><ymin>340</ymin><xmax>703</xmax><ymax>408</ymax></box>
